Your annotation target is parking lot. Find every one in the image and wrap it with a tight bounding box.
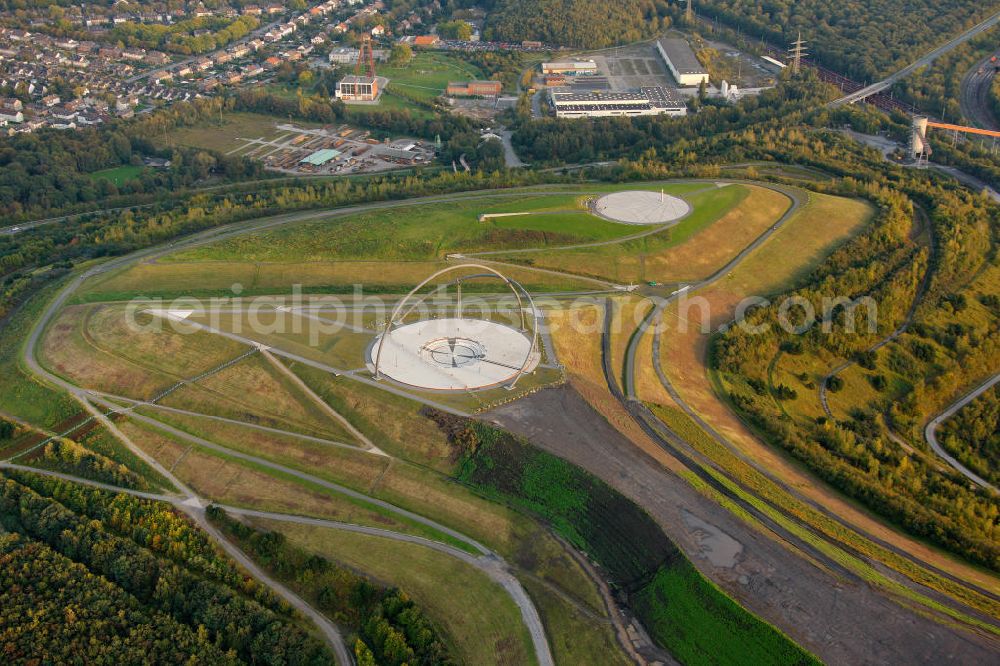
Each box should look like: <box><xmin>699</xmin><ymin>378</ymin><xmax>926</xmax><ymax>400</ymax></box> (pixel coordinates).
<box><xmin>593</xmin><ymin>47</ymin><xmax>677</xmax><ymax>91</ymax></box>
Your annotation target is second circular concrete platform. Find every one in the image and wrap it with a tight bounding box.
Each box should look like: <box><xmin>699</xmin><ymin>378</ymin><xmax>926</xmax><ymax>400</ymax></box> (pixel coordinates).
<box><xmin>594</xmin><ymin>190</ymin><xmax>690</xmax><ymax>225</ymax></box>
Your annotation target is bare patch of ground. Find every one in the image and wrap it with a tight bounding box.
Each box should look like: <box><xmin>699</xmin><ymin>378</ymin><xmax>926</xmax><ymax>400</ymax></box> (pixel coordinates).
<box><xmin>486</xmin><ymin>385</ymin><xmax>1000</xmax><ymax>664</ymax></box>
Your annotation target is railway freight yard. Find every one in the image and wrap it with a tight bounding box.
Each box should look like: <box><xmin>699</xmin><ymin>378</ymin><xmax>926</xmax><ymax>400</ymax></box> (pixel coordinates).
<box><xmin>225</xmin><ymin>122</ymin><xmax>437</xmax><ymax>176</ymax></box>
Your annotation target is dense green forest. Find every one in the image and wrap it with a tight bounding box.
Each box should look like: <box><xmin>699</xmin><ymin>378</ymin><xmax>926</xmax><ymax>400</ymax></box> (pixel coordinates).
<box><xmin>0</xmin><ymin>118</ymin><xmax>263</xmax><ymax>221</ymax></box>
<box><xmin>714</xmin><ymin>179</ymin><xmax>999</xmax><ymax>569</ymax></box>
<box><xmin>890</xmin><ymin>32</ymin><xmax>993</xmax><ymax>120</ymax></box>
<box><xmin>0</xmin><ymin>472</ymin><xmax>332</xmax><ymax>664</ymax></box>
<box><xmin>697</xmin><ymin>0</ymin><xmax>992</xmax><ymax>80</ymax></box>
<box><xmin>429</xmin><ymin>411</ymin><xmax>818</xmax><ymax>665</ymax></box>
<box><xmin>939</xmin><ymin>385</ymin><xmax>1000</xmax><ymax>486</ymax></box>
<box><xmin>483</xmin><ymin>0</ymin><xmax>670</xmax><ymax>48</ymax></box>
<box><xmin>509</xmin><ymin>73</ymin><xmax>1000</xmax><ymax>569</ymax></box>
<box><xmin>209</xmin><ymin>506</ymin><xmax>453</xmax><ymax>666</ymax></box>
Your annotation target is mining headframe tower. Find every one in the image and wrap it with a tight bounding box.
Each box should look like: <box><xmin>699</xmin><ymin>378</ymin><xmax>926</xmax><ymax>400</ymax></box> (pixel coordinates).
<box><xmin>335</xmin><ymin>34</ymin><xmax>386</xmax><ymax>103</ymax></box>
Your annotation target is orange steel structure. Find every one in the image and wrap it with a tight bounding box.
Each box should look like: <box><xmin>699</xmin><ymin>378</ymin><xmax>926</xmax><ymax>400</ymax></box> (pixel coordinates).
<box><xmin>926</xmin><ymin>121</ymin><xmax>1000</xmax><ymax>138</ymax></box>
<box><xmin>355</xmin><ymin>34</ymin><xmax>376</xmax><ymax>79</ymax></box>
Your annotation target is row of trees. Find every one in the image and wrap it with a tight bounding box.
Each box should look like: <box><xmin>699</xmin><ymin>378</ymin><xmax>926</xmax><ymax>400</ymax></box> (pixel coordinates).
<box><xmin>696</xmin><ymin>0</ymin><xmax>992</xmax><ymax>81</ymax></box>
<box><xmin>509</xmin><ymin>70</ymin><xmax>999</xmax><ymax>569</ymax></box>
<box><xmin>700</xmin><ymin>117</ymin><xmax>1000</xmax><ymax>567</ymax></box>
<box><xmin>0</xmin><ymin>106</ymin><xmax>265</xmax><ymax>222</ymax></box>
<box><xmin>33</xmin><ymin>437</ymin><xmax>146</xmax><ymax>490</ymax></box>
<box><xmin>1</xmin><ymin>472</ymin><xmax>332</xmax><ymax>664</ymax></box>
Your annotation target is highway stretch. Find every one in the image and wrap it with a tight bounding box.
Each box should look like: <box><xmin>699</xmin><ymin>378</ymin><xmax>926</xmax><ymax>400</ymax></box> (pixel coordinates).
<box><xmin>831</xmin><ymin>9</ymin><xmax>1000</xmax><ymax>106</ymax></box>
<box><xmin>924</xmin><ymin>373</ymin><xmax>1000</xmax><ymax>493</ymax></box>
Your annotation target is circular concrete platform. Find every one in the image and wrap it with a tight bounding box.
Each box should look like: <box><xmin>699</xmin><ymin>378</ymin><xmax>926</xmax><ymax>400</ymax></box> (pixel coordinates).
<box><xmin>594</xmin><ymin>190</ymin><xmax>690</xmax><ymax>225</ymax></box>
<box><xmin>368</xmin><ymin>318</ymin><xmax>540</xmax><ymax>391</ymax></box>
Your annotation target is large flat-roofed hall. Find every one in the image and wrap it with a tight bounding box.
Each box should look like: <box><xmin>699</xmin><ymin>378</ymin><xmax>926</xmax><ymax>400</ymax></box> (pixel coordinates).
<box><xmin>550</xmin><ymin>86</ymin><xmax>687</xmax><ymax>118</ymax></box>
<box><xmin>656</xmin><ymin>38</ymin><xmax>709</xmax><ymax>87</ymax></box>
<box><xmin>541</xmin><ymin>60</ymin><xmax>599</xmax><ymax>76</ymax></box>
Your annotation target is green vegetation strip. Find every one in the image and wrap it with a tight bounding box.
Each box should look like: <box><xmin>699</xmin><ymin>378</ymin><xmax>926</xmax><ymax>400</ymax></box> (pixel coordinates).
<box><xmin>651</xmin><ymin>403</ymin><xmax>1000</xmax><ymax>632</ymax></box>
<box><xmin>429</xmin><ymin>413</ymin><xmax>818</xmax><ymax>665</ymax></box>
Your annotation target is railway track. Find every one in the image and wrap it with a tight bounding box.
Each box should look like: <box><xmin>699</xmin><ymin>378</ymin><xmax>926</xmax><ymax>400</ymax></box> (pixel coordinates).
<box><xmin>960</xmin><ymin>54</ymin><xmax>1000</xmax><ymax>130</ymax></box>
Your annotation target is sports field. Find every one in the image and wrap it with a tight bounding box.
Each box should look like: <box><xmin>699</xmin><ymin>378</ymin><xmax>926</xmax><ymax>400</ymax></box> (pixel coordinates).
<box><xmin>88</xmin><ymin>165</ymin><xmax>144</xmax><ymax>186</ymax></box>
<box><xmin>379</xmin><ymin>52</ymin><xmax>486</xmax><ymax>103</ymax></box>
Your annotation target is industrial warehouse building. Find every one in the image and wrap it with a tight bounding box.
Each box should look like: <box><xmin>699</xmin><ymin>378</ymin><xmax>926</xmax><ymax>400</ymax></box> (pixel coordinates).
<box><xmin>541</xmin><ymin>60</ymin><xmax>599</xmax><ymax>76</ymax></box>
<box><xmin>550</xmin><ymin>86</ymin><xmax>687</xmax><ymax>118</ymax></box>
<box><xmin>446</xmin><ymin>80</ymin><xmax>503</xmax><ymax>97</ymax></box>
<box><xmin>656</xmin><ymin>38</ymin><xmax>709</xmax><ymax>87</ymax></box>
<box><xmin>300</xmin><ymin>148</ymin><xmax>341</xmax><ymax>166</ymax></box>
<box><xmin>336</xmin><ymin>75</ymin><xmax>379</xmax><ymax>102</ymax></box>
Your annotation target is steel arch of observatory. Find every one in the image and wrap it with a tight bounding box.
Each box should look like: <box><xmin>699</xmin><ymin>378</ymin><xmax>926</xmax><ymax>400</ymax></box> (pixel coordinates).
<box><xmin>369</xmin><ymin>264</ymin><xmax>541</xmax><ymax>391</ymax></box>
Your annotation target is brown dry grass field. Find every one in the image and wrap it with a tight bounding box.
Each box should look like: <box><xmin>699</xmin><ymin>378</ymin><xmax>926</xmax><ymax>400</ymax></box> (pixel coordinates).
<box><xmin>118</xmin><ymin>419</ymin><xmax>420</xmax><ymax>533</ymax></box>
<box><xmin>500</xmin><ymin>184</ymin><xmax>788</xmax><ymax>284</ymax></box>
<box><xmin>86</xmin><ymin>304</ymin><xmax>247</xmax><ymax>376</ymax></box>
<box><xmin>121</xmin><ymin>398</ymin><xmax>619</xmax><ymax>662</ymax></box>
<box><xmin>609</xmin><ymin>296</ymin><xmax>653</xmax><ymax>391</ymax></box>
<box><xmin>134</xmin><ymin>406</ymin><xmax>381</xmax><ymax>485</ymax></box>
<box><xmin>291</xmin><ymin>364</ymin><xmax>454</xmax><ymax>467</ymax></box>
<box><xmin>41</xmin><ymin>305</ymin><xmax>175</xmax><ymax>400</ymax></box>
<box><xmin>653</xmin><ymin>191</ymin><xmax>1000</xmax><ymax>592</ymax></box>
<box><xmin>156</xmin><ymin>112</ymin><xmax>327</xmax><ymax>153</ymax></box>
<box><xmin>636</xmin><ymin>185</ymin><xmax>790</xmax><ymax>282</ymax></box>
<box><xmin>521</xmin><ymin>577</ymin><xmax>632</xmax><ymax>666</ymax></box>
<box><xmin>80</xmin><ymin>259</ymin><xmax>599</xmax><ymax>300</ymax></box>
<box><xmin>187</xmin><ymin>353</ymin><xmax>349</xmax><ymax>430</ymax></box>
<box><xmin>157</xmin><ymin>382</ymin><xmax>346</xmax><ymax>441</ymax></box>
<box><xmin>157</xmin><ymin>360</ymin><xmax>355</xmax><ymax>441</ymax></box>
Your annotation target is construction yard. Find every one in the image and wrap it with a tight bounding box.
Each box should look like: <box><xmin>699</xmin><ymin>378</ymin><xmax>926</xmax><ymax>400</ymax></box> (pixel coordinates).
<box><xmin>158</xmin><ymin>112</ymin><xmax>436</xmax><ymax>176</ymax></box>
<box><xmin>226</xmin><ymin>122</ymin><xmax>436</xmax><ymax>175</ymax></box>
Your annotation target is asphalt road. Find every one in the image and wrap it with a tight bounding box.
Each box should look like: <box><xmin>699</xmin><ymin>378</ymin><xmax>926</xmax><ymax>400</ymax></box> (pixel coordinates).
<box><xmin>831</xmin><ymin>10</ymin><xmax>1000</xmax><ymax>106</ymax></box>
<box><xmin>0</xmin><ymin>203</ymin><xmax>158</xmax><ymax>236</ymax></box>
<box><xmin>632</xmin><ymin>185</ymin><xmax>1000</xmax><ymax>597</ymax></box>
<box><xmin>621</xmin><ymin>183</ymin><xmax>803</xmax><ymax>399</ymax></box>
<box><xmin>98</xmin><ymin>391</ymin><xmax>367</xmax><ymax>453</ymax></box>
<box><xmin>12</xmin><ymin>175</ymin><xmax>996</xmax><ymax>663</ymax></box>
<box><xmin>924</xmin><ymin>373</ymin><xmax>1000</xmax><ymax>493</ymax></box>
<box><xmin>960</xmin><ymin>55</ymin><xmax>1000</xmax><ymax>130</ymax></box>
<box><xmin>498</xmin><ymin>129</ymin><xmax>526</xmax><ymax>168</ymax></box>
